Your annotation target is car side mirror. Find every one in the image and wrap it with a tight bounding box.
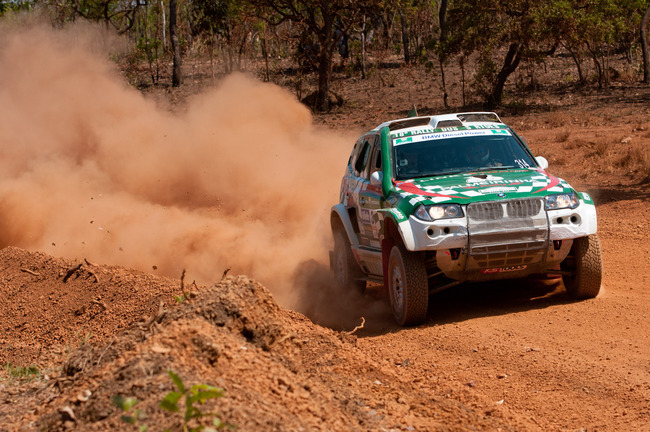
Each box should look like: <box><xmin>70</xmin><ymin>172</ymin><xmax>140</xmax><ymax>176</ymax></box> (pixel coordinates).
<box><xmin>536</xmin><ymin>156</ymin><xmax>549</xmax><ymax>170</ymax></box>
<box><xmin>370</xmin><ymin>171</ymin><xmax>383</xmax><ymax>186</ymax></box>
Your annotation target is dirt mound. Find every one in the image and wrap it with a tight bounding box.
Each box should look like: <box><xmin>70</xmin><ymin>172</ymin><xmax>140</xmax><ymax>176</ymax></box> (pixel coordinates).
<box><xmin>0</xmin><ymin>246</ymin><xmax>180</xmax><ymax>367</ymax></box>
<box><xmin>0</xmin><ymin>248</ymin><xmax>534</xmax><ymax>431</ymax></box>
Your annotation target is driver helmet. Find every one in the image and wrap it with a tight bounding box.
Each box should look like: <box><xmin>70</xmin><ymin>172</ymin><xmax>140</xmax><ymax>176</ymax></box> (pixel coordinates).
<box><xmin>467</xmin><ymin>142</ymin><xmax>490</xmax><ymax>164</ymax></box>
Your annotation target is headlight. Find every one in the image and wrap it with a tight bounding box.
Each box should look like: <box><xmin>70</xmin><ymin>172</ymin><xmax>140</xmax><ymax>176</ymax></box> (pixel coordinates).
<box><xmin>414</xmin><ymin>204</ymin><xmax>464</xmax><ymax>221</ymax></box>
<box><xmin>545</xmin><ymin>192</ymin><xmax>579</xmax><ymax>210</ymax></box>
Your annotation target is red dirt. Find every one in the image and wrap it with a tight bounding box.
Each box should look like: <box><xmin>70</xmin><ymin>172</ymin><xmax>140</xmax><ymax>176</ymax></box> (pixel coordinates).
<box><xmin>2</xmin><ymin>24</ymin><xmax>650</xmax><ymax>432</ymax></box>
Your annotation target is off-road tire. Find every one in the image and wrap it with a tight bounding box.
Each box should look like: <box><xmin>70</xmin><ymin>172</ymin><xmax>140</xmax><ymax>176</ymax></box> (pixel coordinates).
<box><xmin>562</xmin><ymin>234</ymin><xmax>602</xmax><ymax>299</ymax></box>
<box><xmin>387</xmin><ymin>243</ymin><xmax>429</xmax><ymax>326</ymax></box>
<box><xmin>332</xmin><ymin>230</ymin><xmax>366</xmax><ymax>293</ymax></box>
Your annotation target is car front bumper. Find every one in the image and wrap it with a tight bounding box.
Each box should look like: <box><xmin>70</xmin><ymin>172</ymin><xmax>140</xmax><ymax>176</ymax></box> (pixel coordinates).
<box><xmin>397</xmin><ymin>198</ymin><xmax>597</xmax><ymax>281</ymax></box>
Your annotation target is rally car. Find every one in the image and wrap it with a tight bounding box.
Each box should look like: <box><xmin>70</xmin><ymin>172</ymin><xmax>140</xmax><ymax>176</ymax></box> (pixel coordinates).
<box><xmin>330</xmin><ymin>112</ymin><xmax>602</xmax><ymax>326</ymax></box>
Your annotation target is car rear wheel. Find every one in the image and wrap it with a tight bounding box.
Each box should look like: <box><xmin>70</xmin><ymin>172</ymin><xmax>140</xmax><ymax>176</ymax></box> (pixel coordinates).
<box><xmin>388</xmin><ymin>244</ymin><xmax>428</xmax><ymax>326</ymax></box>
<box><xmin>562</xmin><ymin>234</ymin><xmax>602</xmax><ymax>299</ymax></box>
<box><xmin>333</xmin><ymin>230</ymin><xmax>366</xmax><ymax>293</ymax></box>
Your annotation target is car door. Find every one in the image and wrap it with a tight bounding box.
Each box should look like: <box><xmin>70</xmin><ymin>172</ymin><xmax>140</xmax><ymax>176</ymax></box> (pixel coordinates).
<box><xmin>358</xmin><ymin>135</ymin><xmax>383</xmax><ymax>249</ymax></box>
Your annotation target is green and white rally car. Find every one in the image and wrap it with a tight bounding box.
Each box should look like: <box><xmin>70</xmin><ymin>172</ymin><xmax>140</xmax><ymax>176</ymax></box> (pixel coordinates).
<box><xmin>330</xmin><ymin>112</ymin><xmax>602</xmax><ymax>326</ymax></box>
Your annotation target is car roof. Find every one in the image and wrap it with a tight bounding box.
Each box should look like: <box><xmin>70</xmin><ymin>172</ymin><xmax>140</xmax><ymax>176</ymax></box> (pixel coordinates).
<box><xmin>371</xmin><ymin>112</ymin><xmax>505</xmax><ymax>135</ymax></box>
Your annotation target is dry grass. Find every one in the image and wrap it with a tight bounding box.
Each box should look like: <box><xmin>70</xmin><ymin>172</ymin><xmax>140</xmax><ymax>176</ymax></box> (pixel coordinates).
<box><xmin>563</xmin><ymin>138</ymin><xmax>590</xmax><ymax>150</ymax></box>
<box><xmin>618</xmin><ymin>141</ymin><xmax>650</xmax><ymax>179</ymax></box>
<box><xmin>593</xmin><ymin>139</ymin><xmax>611</xmax><ymax>158</ymax></box>
<box><xmin>545</xmin><ymin>112</ymin><xmax>568</xmax><ymax>128</ymax></box>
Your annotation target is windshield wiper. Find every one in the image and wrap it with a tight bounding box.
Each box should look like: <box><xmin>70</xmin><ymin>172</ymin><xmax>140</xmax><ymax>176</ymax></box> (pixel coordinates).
<box><xmin>415</xmin><ymin>170</ymin><xmax>464</xmax><ymax>178</ymax></box>
<box><xmin>475</xmin><ymin>165</ymin><xmax>517</xmax><ymax>171</ymax></box>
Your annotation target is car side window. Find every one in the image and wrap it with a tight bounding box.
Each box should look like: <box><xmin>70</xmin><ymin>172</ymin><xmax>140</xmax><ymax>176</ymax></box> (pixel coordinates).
<box><xmin>348</xmin><ymin>139</ymin><xmax>362</xmax><ymax>171</ymax></box>
<box><xmin>354</xmin><ymin>140</ymin><xmax>371</xmax><ymax>176</ymax></box>
<box><xmin>366</xmin><ymin>138</ymin><xmax>382</xmax><ymax>179</ymax></box>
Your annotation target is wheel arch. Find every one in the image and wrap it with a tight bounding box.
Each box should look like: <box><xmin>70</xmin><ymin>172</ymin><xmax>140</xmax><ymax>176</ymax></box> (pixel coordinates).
<box><xmin>331</xmin><ymin>204</ymin><xmax>360</xmax><ymax>247</ymax></box>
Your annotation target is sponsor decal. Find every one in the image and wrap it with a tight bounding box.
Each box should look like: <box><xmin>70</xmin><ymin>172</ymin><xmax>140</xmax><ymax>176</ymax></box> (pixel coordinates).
<box><xmin>532</xmin><ymin>171</ymin><xmax>560</xmax><ymax>194</ymax></box>
<box><xmin>461</xmin><ymin>180</ymin><xmax>523</xmax><ymax>190</ymax></box>
<box><xmin>396</xmin><ymin>181</ymin><xmax>464</xmax><ymax>199</ymax></box>
<box><xmin>481</xmin><ymin>186</ymin><xmax>518</xmax><ymax>194</ymax></box>
<box><xmin>466</xmin><ymin>175</ymin><xmax>504</xmax><ymax>184</ymax></box>
<box><xmin>395</xmin><ymin>137</ymin><xmax>413</xmax><ymax>145</ymax></box>
<box><xmin>481</xmin><ymin>265</ymin><xmax>527</xmax><ymax>274</ymax></box>
<box><xmin>359</xmin><ymin>207</ymin><xmax>372</xmax><ymax>222</ymax></box>
<box><xmin>391</xmin><ymin>208</ymin><xmax>406</xmax><ymax>220</ymax></box>
<box><xmin>393</xmin><ymin>128</ymin><xmax>512</xmax><ymax>145</ymax></box>
<box><xmin>392</xmin><ymin>127</ymin><xmax>435</xmax><ymax>138</ymax></box>
<box><xmin>364</xmin><ymin>183</ymin><xmax>382</xmax><ymax>193</ymax></box>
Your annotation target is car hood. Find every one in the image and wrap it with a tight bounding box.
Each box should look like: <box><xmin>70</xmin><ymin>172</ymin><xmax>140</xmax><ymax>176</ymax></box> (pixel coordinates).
<box><xmin>393</xmin><ymin>169</ymin><xmax>574</xmax><ymax>204</ymax></box>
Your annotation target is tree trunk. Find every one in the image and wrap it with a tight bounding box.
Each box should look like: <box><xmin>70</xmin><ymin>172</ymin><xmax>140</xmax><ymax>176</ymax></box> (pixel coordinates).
<box><xmin>642</xmin><ymin>6</ymin><xmax>650</xmax><ymax>83</ymax></box>
<box><xmin>487</xmin><ymin>43</ymin><xmax>521</xmax><ymax>108</ymax></box>
<box><xmin>170</xmin><ymin>0</ymin><xmax>182</xmax><ymax>87</ymax></box>
<box><xmin>438</xmin><ymin>0</ymin><xmax>449</xmax><ymax>108</ymax></box>
<box><xmin>360</xmin><ymin>15</ymin><xmax>367</xmax><ymax>79</ymax></box>
<box><xmin>382</xmin><ymin>9</ymin><xmax>394</xmax><ymax>50</ymax></box>
<box><xmin>262</xmin><ymin>27</ymin><xmax>270</xmax><ymax>82</ymax></box>
<box><xmin>316</xmin><ymin>38</ymin><xmax>335</xmax><ymax>111</ymax></box>
<box><xmin>399</xmin><ymin>9</ymin><xmax>409</xmax><ymax>64</ymax></box>
<box><xmin>586</xmin><ymin>41</ymin><xmax>603</xmax><ymax>89</ymax></box>
<box><xmin>314</xmin><ymin>11</ymin><xmax>336</xmax><ymax>111</ymax></box>
<box><xmin>459</xmin><ymin>55</ymin><xmax>466</xmax><ymax>107</ymax></box>
<box><xmin>439</xmin><ymin>58</ymin><xmax>448</xmax><ymax>109</ymax></box>
<box><xmin>160</xmin><ymin>0</ymin><xmax>166</xmax><ymax>50</ymax></box>
<box><xmin>439</xmin><ymin>0</ymin><xmax>448</xmax><ymax>43</ymax></box>
<box><xmin>566</xmin><ymin>44</ymin><xmax>585</xmax><ymax>85</ymax></box>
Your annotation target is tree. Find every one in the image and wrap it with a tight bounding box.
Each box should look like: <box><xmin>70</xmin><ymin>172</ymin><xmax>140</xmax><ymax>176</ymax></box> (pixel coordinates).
<box><xmin>60</xmin><ymin>0</ymin><xmax>142</xmax><ymax>33</ymax></box>
<box><xmin>0</xmin><ymin>0</ymin><xmax>32</xmax><ymax>16</ymax></box>
<box><xmin>642</xmin><ymin>5</ymin><xmax>650</xmax><ymax>83</ymax></box>
<box><xmin>170</xmin><ymin>0</ymin><xmax>182</xmax><ymax>86</ymax></box>
<box><xmin>445</xmin><ymin>0</ymin><xmax>563</xmax><ymax>108</ymax></box>
<box><xmin>551</xmin><ymin>0</ymin><xmax>644</xmax><ymax>89</ymax></box>
<box><xmin>189</xmin><ymin>0</ymin><xmax>258</xmax><ymax>74</ymax></box>
<box><xmin>251</xmin><ymin>0</ymin><xmax>378</xmax><ymax>111</ymax></box>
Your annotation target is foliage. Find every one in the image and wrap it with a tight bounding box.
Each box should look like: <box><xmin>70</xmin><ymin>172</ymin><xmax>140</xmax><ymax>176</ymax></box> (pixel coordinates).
<box><xmin>174</xmin><ymin>292</ymin><xmax>189</xmax><ymax>303</ymax></box>
<box><xmin>250</xmin><ymin>0</ymin><xmax>382</xmax><ymax>110</ymax></box>
<box><xmin>4</xmin><ymin>0</ymin><xmax>650</xmax><ymax>106</ymax></box>
<box><xmin>2</xmin><ymin>363</ymin><xmax>42</xmax><ymax>381</ymax></box>
<box><xmin>442</xmin><ymin>0</ymin><xmax>648</xmax><ymax>106</ymax></box>
<box><xmin>113</xmin><ymin>370</ymin><xmax>228</xmax><ymax>431</ymax></box>
<box><xmin>160</xmin><ymin>370</ymin><xmax>228</xmax><ymax>432</ymax></box>
<box><xmin>444</xmin><ymin>0</ymin><xmax>565</xmax><ymax>106</ymax></box>
<box><xmin>0</xmin><ymin>0</ymin><xmax>32</xmax><ymax>16</ymax></box>
<box><xmin>113</xmin><ymin>395</ymin><xmax>148</xmax><ymax>431</ymax></box>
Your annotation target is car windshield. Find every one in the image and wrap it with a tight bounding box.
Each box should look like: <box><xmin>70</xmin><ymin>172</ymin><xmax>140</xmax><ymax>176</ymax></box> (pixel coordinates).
<box><xmin>392</xmin><ymin>130</ymin><xmax>537</xmax><ymax>180</ymax></box>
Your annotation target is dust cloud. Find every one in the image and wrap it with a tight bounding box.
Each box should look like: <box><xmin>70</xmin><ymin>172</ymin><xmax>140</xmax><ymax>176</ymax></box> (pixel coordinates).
<box><xmin>0</xmin><ymin>23</ymin><xmax>359</xmax><ymax>310</ymax></box>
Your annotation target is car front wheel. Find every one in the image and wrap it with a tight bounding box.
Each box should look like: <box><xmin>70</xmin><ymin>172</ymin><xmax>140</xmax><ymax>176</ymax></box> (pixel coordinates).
<box><xmin>562</xmin><ymin>234</ymin><xmax>603</xmax><ymax>299</ymax></box>
<box><xmin>387</xmin><ymin>243</ymin><xmax>429</xmax><ymax>326</ymax></box>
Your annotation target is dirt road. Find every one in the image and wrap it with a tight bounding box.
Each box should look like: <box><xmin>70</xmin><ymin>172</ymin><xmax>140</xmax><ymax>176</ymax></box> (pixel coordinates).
<box><xmin>356</xmin><ymin>185</ymin><xmax>650</xmax><ymax>431</ymax></box>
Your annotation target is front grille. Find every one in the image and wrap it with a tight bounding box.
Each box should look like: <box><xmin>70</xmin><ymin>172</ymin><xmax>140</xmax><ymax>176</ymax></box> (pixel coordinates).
<box><xmin>467</xmin><ymin>202</ymin><xmax>503</xmax><ymax>220</ymax></box>
<box><xmin>467</xmin><ymin>198</ymin><xmax>543</xmax><ymax>221</ymax></box>
<box><xmin>506</xmin><ymin>199</ymin><xmax>542</xmax><ymax>218</ymax></box>
<box><xmin>467</xmin><ymin>198</ymin><xmax>549</xmax><ymax>267</ymax></box>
